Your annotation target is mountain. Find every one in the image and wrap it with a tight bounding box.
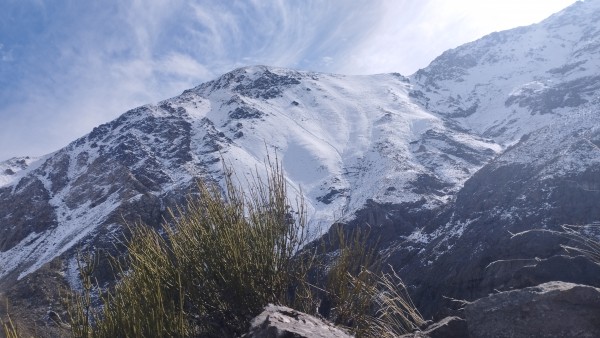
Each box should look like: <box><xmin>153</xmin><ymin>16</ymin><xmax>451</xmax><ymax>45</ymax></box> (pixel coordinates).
<box><xmin>412</xmin><ymin>0</ymin><xmax>600</xmax><ymax>143</ymax></box>
<box><xmin>360</xmin><ymin>0</ymin><xmax>600</xmax><ymax>316</ymax></box>
<box><xmin>0</xmin><ymin>67</ymin><xmax>501</xmax><ymax>285</ymax></box>
<box><xmin>1</xmin><ymin>0</ymin><xmax>600</xmax><ymax>324</ymax></box>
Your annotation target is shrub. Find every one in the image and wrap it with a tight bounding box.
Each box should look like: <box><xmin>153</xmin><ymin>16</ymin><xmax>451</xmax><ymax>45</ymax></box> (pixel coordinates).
<box><xmin>322</xmin><ymin>226</ymin><xmax>424</xmax><ymax>336</ymax></box>
<box><xmin>70</xmin><ymin>161</ymin><xmax>313</xmax><ymax>337</ymax></box>
<box><xmin>69</xmin><ymin>160</ymin><xmax>423</xmax><ymax>337</ymax></box>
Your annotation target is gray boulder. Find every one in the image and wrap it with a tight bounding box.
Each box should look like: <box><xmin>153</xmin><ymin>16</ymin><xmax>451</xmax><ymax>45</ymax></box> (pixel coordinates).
<box><xmin>465</xmin><ymin>281</ymin><xmax>600</xmax><ymax>338</ymax></box>
<box><xmin>244</xmin><ymin>304</ymin><xmax>353</xmax><ymax>338</ymax></box>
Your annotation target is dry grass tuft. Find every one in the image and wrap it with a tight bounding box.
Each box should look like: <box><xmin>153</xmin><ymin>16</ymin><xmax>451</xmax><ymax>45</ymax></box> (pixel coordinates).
<box><xmin>1</xmin><ymin>313</ymin><xmax>20</xmax><ymax>338</ymax></box>
<box><xmin>322</xmin><ymin>226</ymin><xmax>424</xmax><ymax>337</ymax></box>
<box><xmin>69</xmin><ymin>160</ymin><xmax>314</xmax><ymax>337</ymax></box>
<box><xmin>559</xmin><ymin>224</ymin><xmax>600</xmax><ymax>264</ymax></box>
<box><xmin>68</xmin><ymin>159</ymin><xmax>424</xmax><ymax>337</ymax></box>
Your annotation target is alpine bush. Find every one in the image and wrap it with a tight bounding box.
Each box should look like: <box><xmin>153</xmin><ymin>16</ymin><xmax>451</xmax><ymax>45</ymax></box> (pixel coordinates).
<box><xmin>69</xmin><ymin>160</ymin><xmax>423</xmax><ymax>337</ymax></box>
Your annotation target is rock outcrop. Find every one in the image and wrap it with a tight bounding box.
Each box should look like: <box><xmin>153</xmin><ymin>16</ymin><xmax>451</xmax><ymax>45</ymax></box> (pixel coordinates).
<box><xmin>465</xmin><ymin>281</ymin><xmax>600</xmax><ymax>338</ymax></box>
<box><xmin>244</xmin><ymin>304</ymin><xmax>353</xmax><ymax>338</ymax></box>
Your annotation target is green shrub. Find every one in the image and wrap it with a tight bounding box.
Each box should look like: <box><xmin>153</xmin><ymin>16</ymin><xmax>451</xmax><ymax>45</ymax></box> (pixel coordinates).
<box><xmin>70</xmin><ymin>161</ymin><xmax>314</xmax><ymax>337</ymax></box>
<box><xmin>69</xmin><ymin>160</ymin><xmax>423</xmax><ymax>337</ymax></box>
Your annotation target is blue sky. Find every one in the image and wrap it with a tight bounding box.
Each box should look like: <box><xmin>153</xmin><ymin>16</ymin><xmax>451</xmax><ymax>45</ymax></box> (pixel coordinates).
<box><xmin>0</xmin><ymin>0</ymin><xmax>578</xmax><ymax>160</ymax></box>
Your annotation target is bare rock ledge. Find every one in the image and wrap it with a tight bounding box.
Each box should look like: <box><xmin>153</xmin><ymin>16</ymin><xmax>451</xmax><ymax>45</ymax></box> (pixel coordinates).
<box><xmin>243</xmin><ymin>304</ymin><xmax>353</xmax><ymax>338</ymax></box>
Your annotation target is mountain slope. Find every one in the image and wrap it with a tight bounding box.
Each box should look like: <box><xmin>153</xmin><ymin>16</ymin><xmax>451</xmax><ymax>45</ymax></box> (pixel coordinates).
<box><xmin>377</xmin><ymin>0</ymin><xmax>600</xmax><ymax>316</ymax></box>
<box><xmin>0</xmin><ymin>67</ymin><xmax>499</xmax><ymax>284</ymax></box>
<box><xmin>412</xmin><ymin>0</ymin><xmax>600</xmax><ymax>144</ymax></box>
<box><xmin>378</xmin><ymin>102</ymin><xmax>600</xmax><ymax>316</ymax></box>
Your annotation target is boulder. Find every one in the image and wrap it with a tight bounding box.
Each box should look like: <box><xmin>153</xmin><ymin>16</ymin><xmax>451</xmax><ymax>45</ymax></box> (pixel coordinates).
<box><xmin>244</xmin><ymin>304</ymin><xmax>353</xmax><ymax>338</ymax></box>
<box><xmin>465</xmin><ymin>281</ymin><xmax>600</xmax><ymax>337</ymax></box>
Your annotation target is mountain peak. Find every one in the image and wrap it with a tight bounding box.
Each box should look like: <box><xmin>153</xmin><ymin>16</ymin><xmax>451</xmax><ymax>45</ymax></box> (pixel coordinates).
<box><xmin>191</xmin><ymin>65</ymin><xmax>304</xmax><ymax>99</ymax></box>
<box><xmin>411</xmin><ymin>0</ymin><xmax>600</xmax><ymax>144</ymax></box>
<box><xmin>543</xmin><ymin>0</ymin><xmax>600</xmax><ymax>26</ymax></box>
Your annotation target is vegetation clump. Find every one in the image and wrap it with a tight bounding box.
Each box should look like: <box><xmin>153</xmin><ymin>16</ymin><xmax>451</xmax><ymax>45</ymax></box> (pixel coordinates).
<box><xmin>69</xmin><ymin>161</ymin><xmax>423</xmax><ymax>337</ymax></box>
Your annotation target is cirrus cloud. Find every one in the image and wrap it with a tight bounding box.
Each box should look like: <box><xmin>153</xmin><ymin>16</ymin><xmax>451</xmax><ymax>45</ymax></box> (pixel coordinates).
<box><xmin>0</xmin><ymin>0</ymin><xmax>578</xmax><ymax>160</ymax></box>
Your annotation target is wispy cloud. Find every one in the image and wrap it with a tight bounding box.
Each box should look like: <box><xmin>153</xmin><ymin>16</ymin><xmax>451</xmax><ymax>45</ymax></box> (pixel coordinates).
<box><xmin>0</xmin><ymin>0</ymin><xmax>578</xmax><ymax>160</ymax></box>
<box><xmin>0</xmin><ymin>0</ymin><xmax>214</xmax><ymax>160</ymax></box>
<box><xmin>338</xmin><ymin>0</ymin><xmax>578</xmax><ymax>75</ymax></box>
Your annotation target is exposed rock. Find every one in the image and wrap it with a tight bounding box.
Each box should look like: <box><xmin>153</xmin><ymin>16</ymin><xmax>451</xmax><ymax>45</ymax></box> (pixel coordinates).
<box><xmin>244</xmin><ymin>304</ymin><xmax>353</xmax><ymax>338</ymax></box>
<box><xmin>0</xmin><ymin>258</ymin><xmax>72</xmax><ymax>338</ymax></box>
<box><xmin>482</xmin><ymin>254</ymin><xmax>600</xmax><ymax>292</ymax></box>
<box><xmin>388</xmin><ymin>130</ymin><xmax>600</xmax><ymax>318</ymax></box>
<box><xmin>504</xmin><ymin>75</ymin><xmax>599</xmax><ymax>114</ymax></box>
<box><xmin>229</xmin><ymin>106</ymin><xmax>264</xmax><ymax>120</ymax></box>
<box><xmin>465</xmin><ymin>282</ymin><xmax>600</xmax><ymax>338</ymax></box>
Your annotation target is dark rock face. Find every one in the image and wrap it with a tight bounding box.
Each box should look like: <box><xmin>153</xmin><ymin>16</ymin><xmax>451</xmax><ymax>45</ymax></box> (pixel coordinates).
<box><xmin>232</xmin><ymin>68</ymin><xmax>301</xmax><ymax>99</ymax></box>
<box><xmin>418</xmin><ymin>129</ymin><xmax>494</xmax><ymax>166</ymax></box>
<box><xmin>371</xmin><ymin>112</ymin><xmax>600</xmax><ymax>318</ymax></box>
<box><xmin>0</xmin><ymin>258</ymin><xmax>72</xmax><ymax>338</ymax></box>
<box><xmin>229</xmin><ymin>106</ymin><xmax>264</xmax><ymax>120</ymax></box>
<box><xmin>317</xmin><ymin>188</ymin><xmax>348</xmax><ymax>205</ymax></box>
<box><xmin>0</xmin><ymin>95</ymin><xmax>215</xmax><ymax>280</ymax></box>
<box><xmin>0</xmin><ymin>175</ymin><xmax>56</xmax><ymax>252</ymax></box>
<box><xmin>199</xmin><ymin>66</ymin><xmax>301</xmax><ymax>99</ymax></box>
<box><xmin>465</xmin><ymin>282</ymin><xmax>600</xmax><ymax>338</ymax></box>
<box><xmin>244</xmin><ymin>305</ymin><xmax>353</xmax><ymax>338</ymax></box>
<box><xmin>504</xmin><ymin>75</ymin><xmax>600</xmax><ymax>114</ymax></box>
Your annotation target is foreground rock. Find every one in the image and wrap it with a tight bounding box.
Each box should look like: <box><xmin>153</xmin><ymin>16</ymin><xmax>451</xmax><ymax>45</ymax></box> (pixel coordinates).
<box><xmin>465</xmin><ymin>281</ymin><xmax>600</xmax><ymax>338</ymax></box>
<box><xmin>244</xmin><ymin>304</ymin><xmax>353</xmax><ymax>338</ymax></box>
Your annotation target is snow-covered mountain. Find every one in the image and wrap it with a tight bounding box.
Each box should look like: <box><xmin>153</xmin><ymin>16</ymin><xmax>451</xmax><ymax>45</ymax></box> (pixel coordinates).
<box><xmin>1</xmin><ymin>0</ymin><xmax>600</xmax><ymax>320</ymax></box>
<box><xmin>0</xmin><ymin>67</ymin><xmax>501</xmax><ymax>283</ymax></box>
<box><xmin>412</xmin><ymin>0</ymin><xmax>600</xmax><ymax>144</ymax></box>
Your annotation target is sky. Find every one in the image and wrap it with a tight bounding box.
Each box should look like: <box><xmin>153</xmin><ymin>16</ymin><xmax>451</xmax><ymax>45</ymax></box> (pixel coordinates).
<box><xmin>0</xmin><ymin>0</ymin><xmax>579</xmax><ymax>161</ymax></box>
